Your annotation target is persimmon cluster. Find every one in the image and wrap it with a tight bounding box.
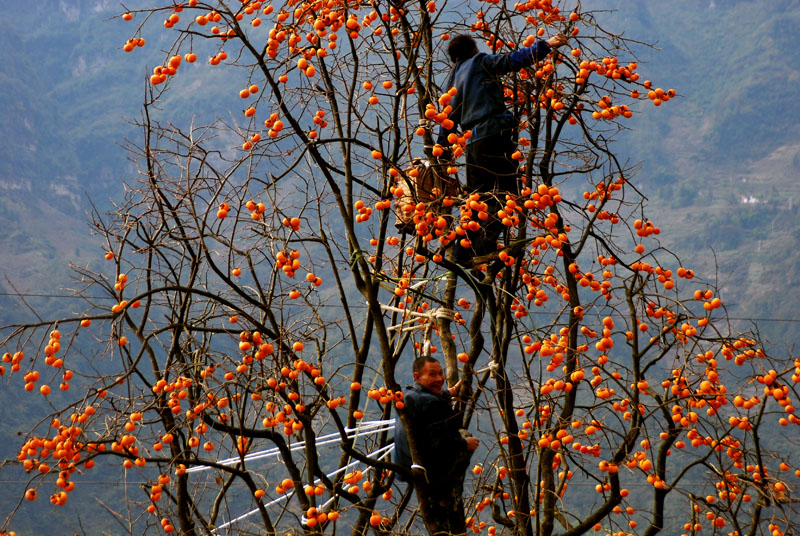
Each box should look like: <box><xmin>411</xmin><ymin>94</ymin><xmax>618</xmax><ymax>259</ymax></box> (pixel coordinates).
<box><xmin>633</xmin><ymin>218</ymin><xmax>660</xmax><ymax>238</ymax></box>
<box><xmin>276</xmin><ymin>249</ymin><xmax>302</xmax><ymax>277</ymax></box>
<box><xmin>281</xmin><ymin>214</ymin><xmax>302</xmax><ymax>230</ymax></box>
<box><xmin>300</xmin><ymin>506</ymin><xmax>340</xmax><ymax>528</ymax></box>
<box><xmin>152</xmin><ymin>375</ymin><xmax>194</xmax><ymax>418</ymax></box>
<box><xmin>17</xmin><ymin>358</ymin><xmax>73</xmax><ymax>397</ymax></box>
<box><xmin>568</xmin><ymin>263</ymin><xmax>614</xmax><ymax>302</ymax></box>
<box><xmin>472</xmin><ymin>5</ymin><xmax>564</xmax><ymax>47</ymax></box>
<box><xmin>367</xmin><ymin>386</ymin><xmax>405</xmax><ymax>410</ymax></box>
<box><xmin>217</xmin><ymin>201</ymin><xmax>230</xmax><ymax>218</ymax></box>
<box><xmin>19</xmin><ymin>426</ymin><xmax>84</xmax><ymax>472</ymax></box>
<box><xmin>0</xmin><ymin>350</ymin><xmax>25</xmax><ymax>376</ymax></box>
<box><xmin>719</xmin><ymin>337</ymin><xmax>763</xmax><ymax>366</ymax></box>
<box><xmin>420</xmin><ymin>96</ymin><xmax>457</xmax><ymax>141</ymax></box>
<box><xmin>354</xmin><ymin>199</ymin><xmax>372</xmax><ymax>222</ymax></box>
<box><xmin>591</xmin><ymin>95</ymin><xmax>633</xmax><ymax>121</ymax></box>
<box><xmin>146</xmin><ymin>473</ymin><xmax>171</xmax><ymax>505</ymax></box>
<box><xmin>111</xmin><ymin>298</ymin><xmax>140</xmax><ymax>315</ymax></box>
<box><xmin>308</xmin><ymin>109</ymin><xmax>327</xmax><ymax>138</ymax></box>
<box><xmin>150</xmin><ymin>55</ymin><xmax>186</xmax><ymax>85</ymax></box>
<box><xmin>389</xmin><ymin>176</ymin><xmax>457</xmax><ymax>244</ymax></box>
<box><xmin>470</xmin><ymin>495</ymin><xmax>518</xmax><ymax>536</ymax></box>
<box><xmin>283</xmin><ymin>356</ymin><xmax>326</xmax><ymax>386</ymax></box>
<box><xmin>389</xmin><ymin>193</ymin><xmax>438</xmax><ymax>234</ymax></box>
<box><xmin>510</xmin><ymin>84</ymin><xmax>573</xmax><ymax>120</ymax></box>
<box><xmin>263</xmin><ymin>112</ymin><xmax>284</xmax><ymax>138</ymax></box>
<box><xmin>584</xmin><ymin>177</ymin><xmax>625</xmax><ymax>211</ymax></box>
<box><xmin>343</xmin><ymin>469</ymin><xmax>366</xmax><ymax>493</ymax></box>
<box><xmin>520</xmin><ymin>184</ymin><xmax>562</xmax><ymax>212</ymax></box>
<box><xmin>578</xmin><ymin>57</ymin><xmax>641</xmax><ymax>85</ymax></box>
<box><xmin>518</xmin><ymin>0</ymin><xmax>566</xmax><ymax>22</ymax></box>
<box><xmin>523</xmin><ymin>331</ymin><xmax>574</xmax><ymax>372</ymax></box>
<box><xmin>122</xmin><ymin>37</ymin><xmax>146</xmax><ymax>53</ymax></box>
<box><xmin>758</xmin><ymin>368</ymin><xmax>800</xmax><ymax>427</ymax></box>
<box><xmin>18</xmin><ymin>422</ymin><xmax>92</xmax><ymax>507</ymax></box>
<box><xmin>257</xmin><ymin>398</ymin><xmax>306</xmax><ymax>436</ymax></box>
<box><xmin>508</xmin><ymin>298</ymin><xmax>529</xmax><ymax>318</ymax></box>
<box><xmin>642</xmin><ymin>81</ymin><xmax>676</xmax><ymax>107</ymax></box>
<box><xmin>691</xmin><ymin>288</ymin><xmax>723</xmax><ymax>312</ymax></box>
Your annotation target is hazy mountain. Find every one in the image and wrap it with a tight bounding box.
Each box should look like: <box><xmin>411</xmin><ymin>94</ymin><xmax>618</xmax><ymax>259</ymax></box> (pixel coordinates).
<box><xmin>586</xmin><ymin>0</ymin><xmax>800</xmax><ymax>348</ymax></box>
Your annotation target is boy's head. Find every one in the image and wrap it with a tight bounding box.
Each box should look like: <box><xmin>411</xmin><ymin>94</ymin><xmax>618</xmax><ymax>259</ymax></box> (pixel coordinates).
<box><xmin>448</xmin><ymin>34</ymin><xmax>478</xmax><ymax>63</ymax></box>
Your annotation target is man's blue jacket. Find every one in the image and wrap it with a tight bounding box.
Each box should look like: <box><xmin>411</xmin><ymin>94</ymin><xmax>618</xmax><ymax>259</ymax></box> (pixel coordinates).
<box><xmin>437</xmin><ymin>40</ymin><xmax>552</xmax><ymax>145</ymax></box>
<box><xmin>394</xmin><ymin>382</ymin><xmax>467</xmax><ymax>481</ymax></box>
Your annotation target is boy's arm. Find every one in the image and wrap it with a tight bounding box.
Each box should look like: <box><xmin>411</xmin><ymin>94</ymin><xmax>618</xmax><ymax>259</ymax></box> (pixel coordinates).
<box><xmin>483</xmin><ymin>34</ymin><xmax>568</xmax><ymax>74</ymax></box>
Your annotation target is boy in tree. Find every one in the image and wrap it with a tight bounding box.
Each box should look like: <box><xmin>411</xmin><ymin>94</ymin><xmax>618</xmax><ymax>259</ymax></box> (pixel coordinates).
<box><xmin>395</xmin><ymin>356</ymin><xmax>479</xmax><ymax>535</ymax></box>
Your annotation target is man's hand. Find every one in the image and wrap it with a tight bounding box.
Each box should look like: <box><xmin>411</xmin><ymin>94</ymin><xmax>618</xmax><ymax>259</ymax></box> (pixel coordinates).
<box><xmin>466</xmin><ymin>437</ymin><xmax>480</xmax><ymax>452</ymax></box>
<box><xmin>546</xmin><ymin>33</ymin><xmax>569</xmax><ymax>48</ymax></box>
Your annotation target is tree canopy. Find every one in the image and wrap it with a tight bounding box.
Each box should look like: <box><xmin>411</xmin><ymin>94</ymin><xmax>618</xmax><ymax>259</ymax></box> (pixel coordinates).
<box><xmin>2</xmin><ymin>1</ymin><xmax>799</xmax><ymax>536</ymax></box>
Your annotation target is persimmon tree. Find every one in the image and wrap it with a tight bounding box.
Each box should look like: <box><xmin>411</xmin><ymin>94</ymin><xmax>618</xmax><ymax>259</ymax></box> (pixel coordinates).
<box><xmin>2</xmin><ymin>1</ymin><xmax>799</xmax><ymax>536</ymax></box>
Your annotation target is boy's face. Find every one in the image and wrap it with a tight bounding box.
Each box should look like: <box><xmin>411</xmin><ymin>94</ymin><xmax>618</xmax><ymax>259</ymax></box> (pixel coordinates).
<box><xmin>414</xmin><ymin>360</ymin><xmax>445</xmax><ymax>394</ymax></box>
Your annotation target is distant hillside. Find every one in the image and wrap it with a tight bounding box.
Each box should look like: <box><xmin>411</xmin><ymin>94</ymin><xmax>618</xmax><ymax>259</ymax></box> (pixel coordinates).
<box><xmin>581</xmin><ymin>0</ymin><xmax>800</xmax><ymax>348</ymax></box>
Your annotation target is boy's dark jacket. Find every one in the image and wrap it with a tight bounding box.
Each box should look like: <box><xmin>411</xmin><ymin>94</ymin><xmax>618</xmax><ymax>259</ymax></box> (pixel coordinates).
<box><xmin>394</xmin><ymin>382</ymin><xmax>467</xmax><ymax>481</ymax></box>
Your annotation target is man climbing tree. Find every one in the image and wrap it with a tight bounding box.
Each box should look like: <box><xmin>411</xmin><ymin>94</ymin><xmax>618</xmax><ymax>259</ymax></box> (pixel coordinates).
<box><xmin>395</xmin><ymin>356</ymin><xmax>479</xmax><ymax>536</ymax></box>
<box><xmin>437</xmin><ymin>33</ymin><xmax>568</xmax><ymax>262</ymax></box>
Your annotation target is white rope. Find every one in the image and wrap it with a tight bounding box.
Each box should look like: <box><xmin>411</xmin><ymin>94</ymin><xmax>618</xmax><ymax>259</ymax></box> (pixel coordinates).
<box><xmin>408</xmin><ymin>279</ymin><xmax>427</xmax><ymax>291</ymax></box>
<box><xmin>381</xmin><ymin>303</ymin><xmax>456</xmax><ymax>357</ymax></box>
<box><xmin>214</xmin><ymin>443</ymin><xmax>396</xmax><ymax>532</ymax></box>
<box><xmin>188</xmin><ymin>420</ymin><xmax>395</xmax><ymax>473</ymax></box>
<box><xmin>299</xmin><ymin>444</ymin><xmax>395</xmax><ymax>525</ymax></box>
<box><xmin>382</xmin><ymin>304</ymin><xmax>456</xmax><ymax>326</ymax></box>
<box><xmin>213</xmin><ymin>490</ymin><xmax>296</xmax><ymax>532</ymax></box>
<box><xmin>474</xmin><ymin>360</ymin><xmax>499</xmax><ymax>377</ymax></box>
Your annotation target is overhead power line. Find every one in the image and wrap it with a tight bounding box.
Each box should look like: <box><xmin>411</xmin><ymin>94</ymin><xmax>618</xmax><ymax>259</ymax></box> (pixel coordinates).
<box><xmin>0</xmin><ymin>292</ymin><xmax>115</xmax><ymax>300</ymax></box>
<box><xmin>1</xmin><ymin>293</ymin><xmax>799</xmax><ymax>324</ymax></box>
